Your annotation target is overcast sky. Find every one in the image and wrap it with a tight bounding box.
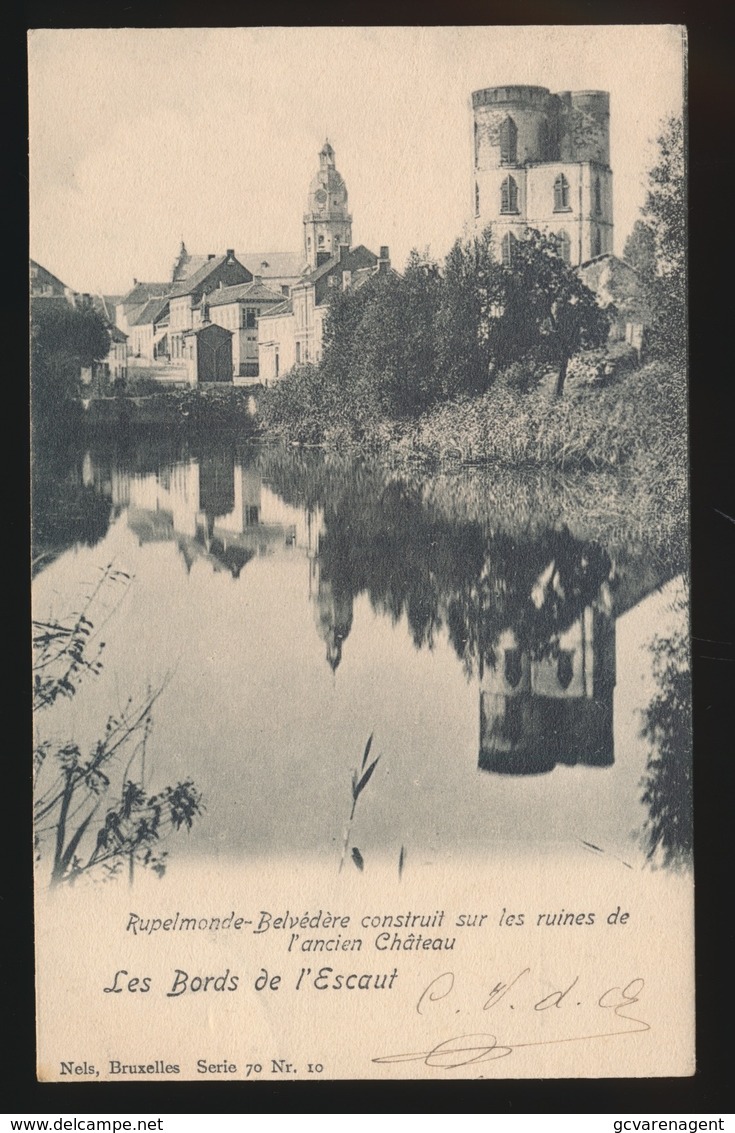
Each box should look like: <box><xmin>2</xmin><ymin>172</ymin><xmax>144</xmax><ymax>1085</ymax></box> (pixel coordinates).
<box><xmin>29</xmin><ymin>26</ymin><xmax>685</xmax><ymax>295</ymax></box>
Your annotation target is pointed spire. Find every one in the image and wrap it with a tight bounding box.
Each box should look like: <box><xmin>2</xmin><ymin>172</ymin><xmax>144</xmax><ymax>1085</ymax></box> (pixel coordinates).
<box><xmin>320</xmin><ymin>139</ymin><xmax>335</xmax><ymax>166</ymax></box>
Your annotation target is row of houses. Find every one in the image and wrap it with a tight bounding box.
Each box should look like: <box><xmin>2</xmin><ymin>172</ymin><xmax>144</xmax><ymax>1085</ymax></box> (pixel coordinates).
<box><xmin>32</xmin><ymin>130</ymin><xmax>651</xmax><ymax>391</ymax></box>
<box><xmin>108</xmin><ymin>141</ymin><xmax>395</xmax><ymax>384</ymax></box>
<box><xmin>30</xmin><ymin>261</ymin><xmax>129</xmax><ymax>390</ymax></box>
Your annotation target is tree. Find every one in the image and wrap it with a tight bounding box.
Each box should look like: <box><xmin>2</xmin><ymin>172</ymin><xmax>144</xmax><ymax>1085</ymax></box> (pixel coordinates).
<box><xmin>435</xmin><ymin>228</ymin><xmax>504</xmax><ymax>399</ymax></box>
<box><xmin>639</xmin><ymin>617</ymin><xmax>692</xmax><ymax>869</ymax></box>
<box><xmin>31</xmin><ymin>300</ymin><xmax>111</xmax><ymax>431</ymax></box>
<box><xmin>494</xmin><ymin>230</ymin><xmax>610</xmax><ymax>396</ymax></box>
<box><xmin>321</xmin><ymin>251</ymin><xmax>443</xmax><ymax>423</ymax></box>
<box><xmin>640</xmin><ymin>116</ymin><xmax>686</xmax><ymax>356</ymax></box>
<box><xmin>623</xmin><ymin>220</ymin><xmax>657</xmax><ymax>281</ymax></box>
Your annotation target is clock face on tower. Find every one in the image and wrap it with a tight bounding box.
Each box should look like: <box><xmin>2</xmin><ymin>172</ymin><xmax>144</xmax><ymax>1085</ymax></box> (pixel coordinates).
<box><xmin>315</xmin><ymin>189</ymin><xmax>327</xmax><ymax>206</ymax></box>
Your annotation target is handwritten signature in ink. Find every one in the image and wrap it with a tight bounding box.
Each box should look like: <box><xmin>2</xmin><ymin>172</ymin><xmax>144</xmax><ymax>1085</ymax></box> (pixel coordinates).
<box><xmin>373</xmin><ymin>973</ymin><xmax>649</xmax><ymax>1069</ymax></box>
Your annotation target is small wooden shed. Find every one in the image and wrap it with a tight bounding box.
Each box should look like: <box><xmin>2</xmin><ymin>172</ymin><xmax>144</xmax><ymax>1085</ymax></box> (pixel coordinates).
<box><xmin>183</xmin><ymin>323</ymin><xmax>233</xmax><ymax>384</ymax></box>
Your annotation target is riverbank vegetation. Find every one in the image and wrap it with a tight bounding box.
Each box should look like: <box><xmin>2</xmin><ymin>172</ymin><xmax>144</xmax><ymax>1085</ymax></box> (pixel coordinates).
<box><xmin>258</xmin><ymin>115</ymin><xmax>685</xmax><ymax>480</ymax></box>
<box><xmin>33</xmin><ymin>569</ymin><xmax>203</xmax><ymax>886</ymax></box>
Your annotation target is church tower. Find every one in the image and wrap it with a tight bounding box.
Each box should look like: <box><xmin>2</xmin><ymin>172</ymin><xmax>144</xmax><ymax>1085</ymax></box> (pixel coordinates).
<box><xmin>303</xmin><ymin>141</ymin><xmax>352</xmax><ymax>271</ymax></box>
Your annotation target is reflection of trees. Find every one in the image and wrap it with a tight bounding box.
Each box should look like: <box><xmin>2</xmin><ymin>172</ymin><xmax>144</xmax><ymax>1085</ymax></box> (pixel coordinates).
<box><xmin>32</xmin><ymin>445</ymin><xmax>113</xmax><ymax>575</ymax></box>
<box><xmin>307</xmin><ymin>471</ymin><xmax>613</xmax><ymax>679</ymax></box>
<box><xmin>262</xmin><ymin>447</ymin><xmax>622</xmax><ymax>777</ymax></box>
<box><xmin>445</xmin><ymin>530</ymin><xmax>611</xmax><ymax>677</ymax></box>
<box><xmin>259</xmin><ymin>448</ymin><xmax>616</xmax><ymax>674</ymax></box>
<box><xmin>639</xmin><ymin>619</ymin><xmax>692</xmax><ymax>868</ymax></box>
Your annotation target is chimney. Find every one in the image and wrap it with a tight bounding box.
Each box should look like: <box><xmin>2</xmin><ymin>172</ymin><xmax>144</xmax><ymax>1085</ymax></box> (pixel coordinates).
<box><xmin>208</xmin><ymin>254</ymin><xmax>215</xmax><ymax>261</ymax></box>
<box><xmin>133</xmin><ymin>278</ymin><xmax>138</xmax><ymax>285</ymax></box>
<box><xmin>338</xmin><ymin>243</ymin><xmax>350</xmax><ymax>261</ymax></box>
<box><xmin>218</xmin><ymin>280</ymin><xmax>223</xmax><ymax>289</ymax></box>
<box><xmin>378</xmin><ymin>246</ymin><xmax>391</xmax><ymax>274</ymax></box>
<box><xmin>342</xmin><ymin>270</ymin><xmax>352</xmax><ymax>291</ymax></box>
<box><xmin>226</xmin><ymin>248</ymin><xmax>235</xmax><ymax>259</ymax></box>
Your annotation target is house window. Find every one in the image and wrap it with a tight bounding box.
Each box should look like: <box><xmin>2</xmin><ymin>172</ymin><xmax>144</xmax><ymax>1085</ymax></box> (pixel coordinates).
<box><xmin>501</xmin><ymin>231</ymin><xmax>517</xmax><ymax>268</ymax></box>
<box><xmin>556</xmin><ymin>230</ymin><xmax>571</xmax><ymax>264</ymax></box>
<box><xmin>553</xmin><ymin>173</ymin><xmax>570</xmax><ymax>211</ymax></box>
<box><xmin>296</xmin><ymin>342</ymin><xmax>302</xmax><ymax>364</ymax></box>
<box><xmin>500</xmin><ymin>175</ymin><xmax>519</xmax><ymax>214</ymax></box>
<box><xmin>474</xmin><ymin>120</ymin><xmax>479</xmax><ymax>164</ymax></box>
<box><xmin>594</xmin><ymin>175</ymin><xmax>602</xmax><ymax>215</ymax></box>
<box><xmin>499</xmin><ymin>116</ymin><xmax>518</xmax><ymax>164</ymax></box>
<box><xmin>245</xmin><ymin>309</ymin><xmax>256</xmax><ymax>329</ymax></box>
<box><xmin>475</xmin><ymin>182</ymin><xmax>480</xmax><ymax>216</ymax></box>
<box><xmin>275</xmin><ymin>351</ymin><xmax>279</xmax><ymax>377</ymax></box>
<box><xmin>557</xmin><ymin>651</ymin><xmax>574</xmax><ymax>691</ymax></box>
<box><xmin>318</xmin><ymin>235</ymin><xmax>325</xmax><ymax>247</ymax></box>
<box><xmin>593</xmin><ymin>227</ymin><xmax>602</xmax><ymax>257</ymax></box>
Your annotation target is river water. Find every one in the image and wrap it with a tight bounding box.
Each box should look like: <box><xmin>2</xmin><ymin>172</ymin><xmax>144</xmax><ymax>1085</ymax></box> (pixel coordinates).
<box><xmin>32</xmin><ymin>437</ymin><xmax>689</xmax><ymax>871</ymax></box>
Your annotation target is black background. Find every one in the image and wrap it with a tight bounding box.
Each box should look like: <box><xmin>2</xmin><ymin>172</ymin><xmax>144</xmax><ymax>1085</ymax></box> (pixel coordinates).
<box><xmin>11</xmin><ymin>1</ymin><xmax>732</xmax><ymax>1114</ymax></box>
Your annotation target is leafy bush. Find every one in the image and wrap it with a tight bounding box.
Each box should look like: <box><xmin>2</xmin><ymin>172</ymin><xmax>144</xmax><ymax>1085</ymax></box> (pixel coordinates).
<box><xmin>33</xmin><ymin>568</ymin><xmax>204</xmax><ymax>886</ymax></box>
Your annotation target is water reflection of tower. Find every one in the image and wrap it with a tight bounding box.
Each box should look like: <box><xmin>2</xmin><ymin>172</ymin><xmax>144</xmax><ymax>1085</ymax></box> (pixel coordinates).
<box><xmin>198</xmin><ymin>450</ymin><xmax>236</xmax><ymax>535</ymax></box>
<box><xmin>477</xmin><ymin>553</ymin><xmax>674</xmax><ymax>776</ymax></box>
<box><xmin>312</xmin><ymin>549</ymin><xmax>354</xmax><ymax>673</ymax></box>
<box><xmin>479</xmin><ymin>606</ymin><xmax>616</xmax><ymax>775</ymax></box>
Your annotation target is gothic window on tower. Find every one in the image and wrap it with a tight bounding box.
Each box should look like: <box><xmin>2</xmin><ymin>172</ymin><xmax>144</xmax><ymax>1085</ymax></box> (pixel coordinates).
<box><xmin>499</xmin><ymin>116</ymin><xmax>518</xmax><ymax>164</ymax></box>
<box><xmin>501</xmin><ymin>231</ymin><xmax>517</xmax><ymax>269</ymax></box>
<box><xmin>556</xmin><ymin>230</ymin><xmax>571</xmax><ymax>265</ymax></box>
<box><xmin>594</xmin><ymin>175</ymin><xmax>602</xmax><ymax>215</ymax></box>
<box><xmin>475</xmin><ymin>182</ymin><xmax>480</xmax><ymax>216</ymax></box>
<box><xmin>593</xmin><ymin>227</ymin><xmax>602</xmax><ymax>257</ymax></box>
<box><xmin>500</xmin><ymin>175</ymin><xmax>519</xmax><ymax>214</ymax></box>
<box><xmin>539</xmin><ymin>118</ymin><xmax>550</xmax><ymax>161</ymax></box>
<box><xmin>553</xmin><ymin>173</ymin><xmax>571</xmax><ymax>211</ymax></box>
<box><xmin>318</xmin><ymin>235</ymin><xmax>325</xmax><ymax>247</ymax></box>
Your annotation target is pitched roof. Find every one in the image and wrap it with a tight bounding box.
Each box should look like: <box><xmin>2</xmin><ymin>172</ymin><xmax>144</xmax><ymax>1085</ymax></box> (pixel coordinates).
<box><xmin>579</xmin><ymin>252</ymin><xmax>640</xmax><ymax>275</ymax></box>
<box><xmin>303</xmin><ymin>244</ymin><xmax>378</xmax><ymax>286</ymax></box>
<box><xmin>352</xmin><ymin>267</ymin><xmax>378</xmax><ymax>290</ymax></box>
<box><xmin>107</xmin><ymin>325</ymin><xmax>128</xmax><ymax>343</ymax></box>
<box><xmin>130</xmin><ymin>297</ymin><xmax>170</xmax><ymax>326</ymax></box>
<box><xmin>177</xmin><ymin>251</ymin><xmax>304</xmax><ymax>282</ymax></box>
<box><xmin>183</xmin><ymin>322</ymin><xmax>233</xmax><ymax>337</ymax></box>
<box><xmin>258</xmin><ymin>298</ymin><xmax>293</xmax><ymax>318</ymax></box>
<box><xmin>90</xmin><ymin>294</ymin><xmax>125</xmax><ymax>323</ymax></box>
<box><xmin>30</xmin><ymin>259</ymin><xmax>70</xmax><ymax>292</ymax></box>
<box><xmin>121</xmin><ymin>281</ymin><xmax>170</xmax><ymax>307</ymax></box>
<box><xmin>169</xmin><ymin>255</ymin><xmax>229</xmax><ymax>298</ymax></box>
<box><xmin>205</xmin><ymin>281</ymin><xmax>287</xmax><ymax>307</ymax></box>
<box><xmin>236</xmin><ymin>252</ymin><xmax>304</xmax><ymax>279</ymax></box>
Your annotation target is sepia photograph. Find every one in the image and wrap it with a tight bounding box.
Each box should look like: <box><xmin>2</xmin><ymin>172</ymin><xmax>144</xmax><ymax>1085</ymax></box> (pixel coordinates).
<box><xmin>29</xmin><ymin>25</ymin><xmax>692</xmax><ymax>1082</ymax></box>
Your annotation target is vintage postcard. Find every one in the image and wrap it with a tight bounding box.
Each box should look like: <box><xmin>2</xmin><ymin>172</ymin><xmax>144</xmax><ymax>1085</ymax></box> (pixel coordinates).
<box><xmin>30</xmin><ymin>26</ymin><xmax>691</xmax><ymax>1081</ymax></box>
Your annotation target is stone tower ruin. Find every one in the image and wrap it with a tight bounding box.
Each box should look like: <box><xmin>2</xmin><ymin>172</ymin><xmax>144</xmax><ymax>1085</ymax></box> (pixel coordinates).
<box><xmin>471</xmin><ymin>85</ymin><xmax>613</xmax><ymax>266</ymax></box>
